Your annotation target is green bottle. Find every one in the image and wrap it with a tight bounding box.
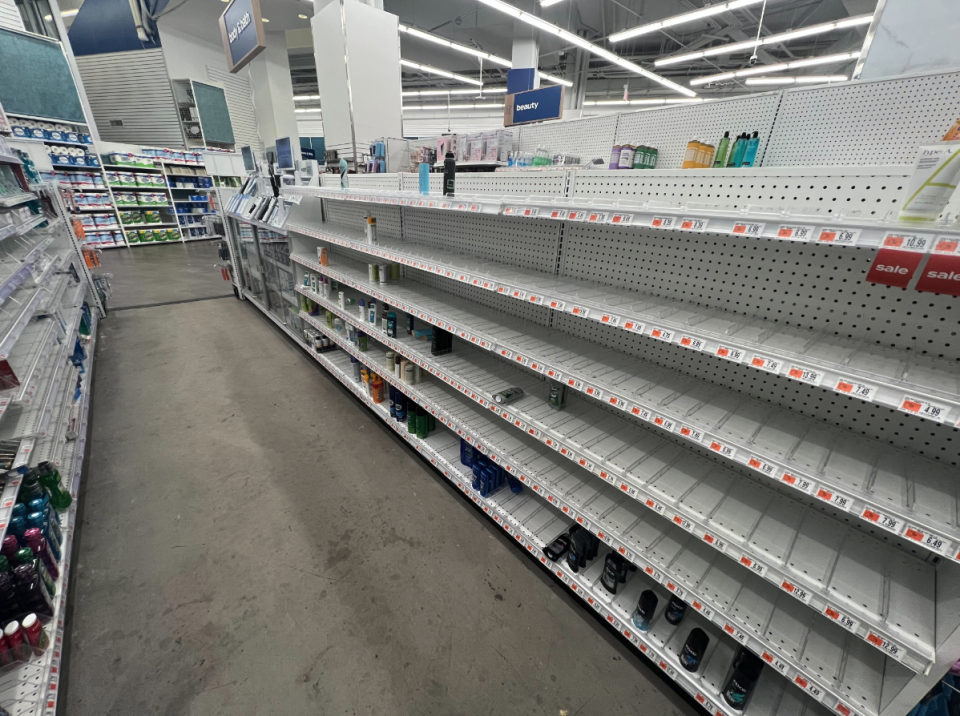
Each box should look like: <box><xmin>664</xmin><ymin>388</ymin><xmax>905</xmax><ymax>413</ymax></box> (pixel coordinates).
<box><xmin>712</xmin><ymin>132</ymin><xmax>731</xmax><ymax>167</ymax></box>
<box><xmin>37</xmin><ymin>463</ymin><xmax>71</xmax><ymax>511</ymax></box>
<box><xmin>416</xmin><ymin>407</ymin><xmax>428</xmax><ymax>439</ymax></box>
<box><xmin>407</xmin><ymin>408</ymin><xmax>417</xmax><ymax>434</ymax></box>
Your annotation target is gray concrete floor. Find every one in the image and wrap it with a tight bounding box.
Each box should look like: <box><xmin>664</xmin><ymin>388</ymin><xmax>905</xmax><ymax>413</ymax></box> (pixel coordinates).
<box><xmin>62</xmin><ymin>243</ymin><xmax>698</xmax><ymax>716</ymax></box>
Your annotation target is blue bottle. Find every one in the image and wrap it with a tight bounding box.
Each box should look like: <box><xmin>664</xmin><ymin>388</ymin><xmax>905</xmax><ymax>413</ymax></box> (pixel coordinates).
<box><xmin>418</xmin><ymin>162</ymin><xmax>430</xmax><ymax>195</ymax></box>
<box><xmin>728</xmin><ymin>133</ymin><xmax>748</xmax><ymax>167</ymax></box>
<box><xmin>8</xmin><ymin>516</ymin><xmax>26</xmax><ymax>542</ymax></box>
<box><xmin>28</xmin><ymin>497</ymin><xmax>61</xmax><ymax>538</ymax></box>
<box><xmin>460</xmin><ymin>439</ymin><xmax>475</xmax><ymax>468</ymax></box>
<box><xmin>472</xmin><ymin>462</ymin><xmax>483</xmax><ymax>491</ymax></box>
<box><xmin>395</xmin><ymin>393</ymin><xmax>406</xmax><ymax>422</ymax></box>
<box><xmin>481</xmin><ymin>465</ymin><xmax>499</xmax><ymax>497</ymax></box>
<box><xmin>740</xmin><ymin>131</ymin><xmax>760</xmax><ymax>167</ymax></box>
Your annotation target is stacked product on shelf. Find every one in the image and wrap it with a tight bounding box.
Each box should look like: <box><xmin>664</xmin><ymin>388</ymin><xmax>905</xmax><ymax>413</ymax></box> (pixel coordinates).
<box><xmin>2</xmin><ymin>123</ymin><xmax>122</xmax><ymax>248</ymax></box>
<box><xmin>103</xmin><ymin>159</ymin><xmax>179</xmax><ymax>243</ymax></box>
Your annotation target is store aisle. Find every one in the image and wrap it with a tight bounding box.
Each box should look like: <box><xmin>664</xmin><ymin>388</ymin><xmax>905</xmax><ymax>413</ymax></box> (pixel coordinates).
<box><xmin>63</xmin><ymin>246</ymin><xmax>696</xmax><ymax>716</ymax></box>
<box><xmin>100</xmin><ymin>241</ymin><xmax>233</xmax><ymax>309</ymax></box>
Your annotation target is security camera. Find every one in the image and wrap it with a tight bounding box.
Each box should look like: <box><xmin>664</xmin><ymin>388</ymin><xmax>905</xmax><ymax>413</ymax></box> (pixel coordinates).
<box><xmin>748</xmin><ymin>54</ymin><xmax>759</xmax><ymax>66</ymax></box>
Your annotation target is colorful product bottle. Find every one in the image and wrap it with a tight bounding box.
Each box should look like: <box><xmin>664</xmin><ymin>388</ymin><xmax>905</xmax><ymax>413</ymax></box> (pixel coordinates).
<box><xmin>36</xmin><ymin>463</ymin><xmax>71</xmax><ymax>511</ymax></box>
<box><xmin>713</xmin><ymin>132</ymin><xmax>731</xmax><ymax>167</ymax></box>
<box><xmin>727</xmin><ymin>134</ymin><xmax>748</xmax><ymax>167</ymax></box>
<box><xmin>418</xmin><ymin>162</ymin><xmax>430</xmax><ymax>195</ymax></box>
<box><xmin>21</xmin><ymin>613</ymin><xmax>48</xmax><ymax>656</ymax></box>
<box><xmin>740</xmin><ymin>131</ymin><xmax>760</xmax><ymax>167</ymax></box>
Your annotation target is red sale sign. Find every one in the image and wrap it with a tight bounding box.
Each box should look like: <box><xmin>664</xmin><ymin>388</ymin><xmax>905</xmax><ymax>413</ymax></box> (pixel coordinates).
<box><xmin>865</xmin><ymin>248</ymin><xmax>924</xmax><ymax>288</ymax></box>
<box><xmin>916</xmin><ymin>253</ymin><xmax>960</xmax><ymax>296</ymax></box>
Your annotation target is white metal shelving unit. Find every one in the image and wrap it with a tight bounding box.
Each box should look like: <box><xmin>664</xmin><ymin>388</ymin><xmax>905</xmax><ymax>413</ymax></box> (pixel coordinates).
<box><xmin>0</xmin><ymin>156</ymin><xmax>99</xmax><ymax>714</ymax></box>
<box><xmin>223</xmin><ymin>67</ymin><xmax>960</xmax><ymax>716</ymax></box>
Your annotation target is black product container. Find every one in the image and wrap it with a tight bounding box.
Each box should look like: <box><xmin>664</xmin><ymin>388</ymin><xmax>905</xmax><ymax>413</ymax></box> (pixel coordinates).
<box><xmin>443</xmin><ymin>151</ymin><xmax>456</xmax><ymax>196</ymax></box>
<box><xmin>632</xmin><ymin>590</ymin><xmax>658</xmax><ymax>630</ymax></box>
<box><xmin>431</xmin><ymin>327</ymin><xmax>453</xmax><ymax>356</ymax></box>
<box><xmin>544</xmin><ymin>525</ymin><xmax>579</xmax><ymax>561</ymax></box>
<box><xmin>600</xmin><ymin>552</ymin><xmax>629</xmax><ymax>594</ymax></box>
<box><xmin>679</xmin><ymin>627</ymin><xmax>709</xmax><ymax>672</ymax></box>
<box><xmin>664</xmin><ymin>594</ymin><xmax>687</xmax><ymax>625</ymax></box>
<box><xmin>722</xmin><ymin>648</ymin><xmax>764</xmax><ymax>711</ymax></box>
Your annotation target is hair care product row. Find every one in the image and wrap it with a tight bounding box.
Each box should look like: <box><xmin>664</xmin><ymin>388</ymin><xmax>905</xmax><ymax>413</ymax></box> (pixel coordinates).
<box><xmin>682</xmin><ymin>131</ymin><xmax>760</xmax><ymax>169</ymax></box>
<box><xmin>609</xmin><ymin>144</ymin><xmax>659</xmax><ymax>170</ymax></box>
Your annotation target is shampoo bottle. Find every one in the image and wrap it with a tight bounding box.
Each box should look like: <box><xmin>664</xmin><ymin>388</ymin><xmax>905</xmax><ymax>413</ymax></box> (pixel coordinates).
<box><xmin>727</xmin><ymin>134</ymin><xmax>747</xmax><ymax>167</ymax></box>
<box><xmin>713</xmin><ymin>132</ymin><xmax>731</xmax><ymax>167</ymax></box>
<box><xmin>740</xmin><ymin>131</ymin><xmax>760</xmax><ymax>167</ymax></box>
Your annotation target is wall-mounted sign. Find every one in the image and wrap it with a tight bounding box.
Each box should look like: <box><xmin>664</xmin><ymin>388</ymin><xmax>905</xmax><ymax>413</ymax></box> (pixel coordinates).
<box><xmin>219</xmin><ymin>0</ymin><xmax>266</xmax><ymax>74</ymax></box>
<box><xmin>504</xmin><ymin>84</ymin><xmax>565</xmax><ymax>127</ymax></box>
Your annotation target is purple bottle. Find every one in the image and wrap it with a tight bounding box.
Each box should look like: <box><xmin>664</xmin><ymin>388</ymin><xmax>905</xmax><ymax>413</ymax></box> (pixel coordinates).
<box><xmin>12</xmin><ymin>565</ymin><xmax>53</xmax><ymax>618</ymax></box>
<box><xmin>23</xmin><ymin>530</ymin><xmax>58</xmax><ymax>581</ymax></box>
<box><xmin>1</xmin><ymin>537</ymin><xmax>19</xmax><ymax>566</ymax></box>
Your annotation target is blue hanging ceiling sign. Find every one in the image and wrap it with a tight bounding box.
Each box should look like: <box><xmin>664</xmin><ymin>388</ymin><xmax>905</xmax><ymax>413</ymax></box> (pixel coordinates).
<box><xmin>219</xmin><ymin>0</ymin><xmax>266</xmax><ymax>74</ymax></box>
<box><xmin>504</xmin><ymin>84</ymin><xmax>565</xmax><ymax>127</ymax></box>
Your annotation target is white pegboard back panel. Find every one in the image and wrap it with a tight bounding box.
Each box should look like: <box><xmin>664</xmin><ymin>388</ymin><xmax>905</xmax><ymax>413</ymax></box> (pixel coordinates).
<box><xmin>559</xmin><ymin>223</ymin><xmax>960</xmax><ymax>362</ymax></box>
<box><xmin>763</xmin><ymin>70</ymin><xmax>960</xmax><ymax>167</ymax></box>
<box><xmin>517</xmin><ymin>114</ymin><xmax>619</xmax><ymax>164</ymax></box>
<box><xmin>400</xmin><ymin>172</ymin><xmax>441</xmax><ymax>193</ymax></box>
<box><xmin>322</xmin><ymin>201</ymin><xmax>403</xmax><ymax>242</ymax></box>
<box><xmin>401</xmin><ymin>170</ymin><xmax>569</xmax><ymax>198</ymax></box>
<box><xmin>569</xmin><ymin>166</ymin><xmax>917</xmax><ymax>219</ymax></box>
<box><xmin>614</xmin><ymin>93</ymin><xmax>783</xmax><ymax>171</ymax></box>
<box><xmin>401</xmin><ymin>207</ymin><xmax>562</xmax><ymax>274</ymax></box>
<box><xmin>321</xmin><ymin>173</ymin><xmax>402</xmax><ymax>191</ymax></box>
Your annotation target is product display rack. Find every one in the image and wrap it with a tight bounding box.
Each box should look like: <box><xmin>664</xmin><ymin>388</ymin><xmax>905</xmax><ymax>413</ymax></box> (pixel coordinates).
<box><xmin>5</xmin><ymin>116</ymin><xmax>125</xmax><ymax>250</ymax></box>
<box><xmin>221</xmin><ymin>69</ymin><xmax>960</xmax><ymax>716</ymax></box>
<box><xmin>0</xmin><ymin>160</ymin><xmax>100</xmax><ymax>713</ymax></box>
<box><xmin>293</xmin><ymin>255</ymin><xmax>936</xmax><ymax>669</ymax></box>
<box><xmin>229</xmin><ymin>269</ymin><xmax>820</xmax><ymax>716</ymax></box>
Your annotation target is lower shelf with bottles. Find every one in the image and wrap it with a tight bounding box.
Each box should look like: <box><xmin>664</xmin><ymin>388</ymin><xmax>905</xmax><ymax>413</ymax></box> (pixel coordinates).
<box><xmin>0</xmin><ymin>310</ymin><xmax>94</xmax><ymax>716</ymax></box>
<box><xmin>239</xmin><ymin>286</ymin><xmax>833</xmax><ymax>716</ymax></box>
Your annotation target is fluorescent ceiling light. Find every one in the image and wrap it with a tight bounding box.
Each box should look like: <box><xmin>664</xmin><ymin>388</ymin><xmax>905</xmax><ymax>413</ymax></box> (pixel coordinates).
<box><xmin>400</xmin><ymin>59</ymin><xmax>483</xmax><ymax>86</ymax></box>
<box><xmin>298</xmin><ymin>14</ymin><xmax>308</xmax><ymax>19</ymax></box>
<box><xmin>398</xmin><ymin>23</ymin><xmax>572</xmax><ymax>86</ymax></box>
<box><xmin>262</xmin><ymin>17</ymin><xmax>269</xmax><ymax>22</ymax></box>
<box><xmin>295</xmin><ymin>109</ymin><xmax>322</xmax><ymax>113</ymax></box>
<box><xmin>611</xmin><ymin>0</ymin><xmax>763</xmax><ymax>42</ymax></box>
<box><xmin>475</xmin><ymin>0</ymin><xmax>696</xmax><ymax>96</ymax></box>
<box><xmin>745</xmin><ymin>75</ymin><xmax>847</xmax><ymax>85</ymax></box>
<box><xmin>656</xmin><ymin>14</ymin><xmax>872</xmax><ymax>67</ymax></box>
<box><xmin>293</xmin><ymin>94</ymin><xmax>321</xmax><ymax>101</ymax></box>
<box><xmin>689</xmin><ymin>51</ymin><xmax>860</xmax><ymax>85</ymax></box>
<box><xmin>60</xmin><ymin>8</ymin><xmax>78</xmax><ymax>16</ymax></box>
<box><xmin>402</xmin><ymin>88</ymin><xmax>508</xmax><ymax>96</ymax></box>
<box><xmin>584</xmin><ymin>97</ymin><xmax>704</xmax><ymax>106</ymax></box>
<box><xmin>403</xmin><ymin>103</ymin><xmax>504</xmax><ymax>111</ymax></box>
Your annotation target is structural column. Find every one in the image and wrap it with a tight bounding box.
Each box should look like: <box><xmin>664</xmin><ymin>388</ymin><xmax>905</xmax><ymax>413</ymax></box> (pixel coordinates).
<box><xmin>311</xmin><ymin>0</ymin><xmax>402</xmax><ymax>170</ymax></box>
<box><xmin>248</xmin><ymin>31</ymin><xmax>300</xmax><ymax>161</ymax></box>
